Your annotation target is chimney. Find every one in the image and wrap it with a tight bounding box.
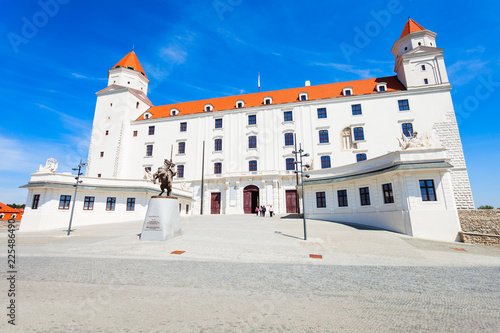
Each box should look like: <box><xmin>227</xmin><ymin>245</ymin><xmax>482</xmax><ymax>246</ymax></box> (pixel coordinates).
<box><xmin>305</xmin><ymin>80</ymin><xmax>311</xmax><ymax>86</ymax></box>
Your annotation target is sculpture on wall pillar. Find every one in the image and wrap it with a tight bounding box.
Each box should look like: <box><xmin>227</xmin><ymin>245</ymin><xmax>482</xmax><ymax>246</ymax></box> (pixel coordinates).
<box><xmin>152</xmin><ymin>159</ymin><xmax>177</xmax><ymax>196</ymax></box>
<box><xmin>36</xmin><ymin>158</ymin><xmax>58</xmax><ymax>173</ymax></box>
<box><xmin>397</xmin><ymin>131</ymin><xmax>432</xmax><ymax>149</ymax></box>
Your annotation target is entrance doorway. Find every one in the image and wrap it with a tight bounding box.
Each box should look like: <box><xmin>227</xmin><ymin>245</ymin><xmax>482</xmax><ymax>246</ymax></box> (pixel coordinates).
<box><xmin>243</xmin><ymin>185</ymin><xmax>259</xmax><ymax>214</ymax></box>
<box><xmin>211</xmin><ymin>192</ymin><xmax>221</xmax><ymax>214</ymax></box>
<box><xmin>286</xmin><ymin>190</ymin><xmax>298</xmax><ymax>213</ymax></box>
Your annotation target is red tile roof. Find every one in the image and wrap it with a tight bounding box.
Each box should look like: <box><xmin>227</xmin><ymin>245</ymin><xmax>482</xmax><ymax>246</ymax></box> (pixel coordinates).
<box><xmin>400</xmin><ymin>19</ymin><xmax>426</xmax><ymax>38</ymax></box>
<box><xmin>111</xmin><ymin>51</ymin><xmax>148</xmax><ymax>78</ymax></box>
<box><xmin>140</xmin><ymin>76</ymin><xmax>404</xmax><ymax>120</ymax></box>
<box><xmin>0</xmin><ymin>202</ymin><xmax>20</xmax><ymax>213</ymax></box>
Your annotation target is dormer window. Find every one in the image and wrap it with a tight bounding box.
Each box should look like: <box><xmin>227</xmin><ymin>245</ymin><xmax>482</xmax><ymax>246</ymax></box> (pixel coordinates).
<box><xmin>299</xmin><ymin>92</ymin><xmax>308</xmax><ymax>101</ymax></box>
<box><xmin>205</xmin><ymin>104</ymin><xmax>213</xmax><ymax>112</ymax></box>
<box><xmin>143</xmin><ymin>111</ymin><xmax>152</xmax><ymax>120</ymax></box>
<box><xmin>170</xmin><ymin>108</ymin><xmax>180</xmax><ymax>116</ymax></box>
<box><xmin>343</xmin><ymin>87</ymin><xmax>353</xmax><ymax>96</ymax></box>
<box><xmin>236</xmin><ymin>100</ymin><xmax>245</xmax><ymax>108</ymax></box>
<box><xmin>264</xmin><ymin>97</ymin><xmax>272</xmax><ymax>105</ymax></box>
<box><xmin>376</xmin><ymin>83</ymin><xmax>387</xmax><ymax>92</ymax></box>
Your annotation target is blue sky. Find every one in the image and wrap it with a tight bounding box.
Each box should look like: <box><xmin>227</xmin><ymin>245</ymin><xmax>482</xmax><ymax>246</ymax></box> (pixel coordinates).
<box><xmin>1</xmin><ymin>0</ymin><xmax>499</xmax><ymax>207</ymax></box>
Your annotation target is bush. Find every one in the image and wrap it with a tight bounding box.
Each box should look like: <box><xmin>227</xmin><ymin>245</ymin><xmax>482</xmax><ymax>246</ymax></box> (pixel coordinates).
<box><xmin>478</xmin><ymin>205</ymin><xmax>494</xmax><ymax>209</ymax></box>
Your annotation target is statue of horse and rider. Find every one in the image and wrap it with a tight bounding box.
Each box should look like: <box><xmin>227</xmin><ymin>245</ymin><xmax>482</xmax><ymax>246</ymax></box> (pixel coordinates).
<box><xmin>152</xmin><ymin>159</ymin><xmax>177</xmax><ymax>196</ymax></box>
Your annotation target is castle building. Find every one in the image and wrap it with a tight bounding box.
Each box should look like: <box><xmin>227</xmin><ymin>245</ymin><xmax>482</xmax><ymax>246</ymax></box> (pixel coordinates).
<box><xmin>20</xmin><ymin>19</ymin><xmax>474</xmax><ymax>241</ymax></box>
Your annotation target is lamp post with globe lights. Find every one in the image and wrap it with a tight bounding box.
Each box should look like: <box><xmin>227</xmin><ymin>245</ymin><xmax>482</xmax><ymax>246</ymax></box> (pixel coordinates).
<box><xmin>292</xmin><ymin>144</ymin><xmax>310</xmax><ymax>240</ymax></box>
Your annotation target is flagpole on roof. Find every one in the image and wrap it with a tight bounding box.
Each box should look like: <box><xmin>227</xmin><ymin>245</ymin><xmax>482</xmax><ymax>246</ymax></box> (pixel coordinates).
<box><xmin>258</xmin><ymin>72</ymin><xmax>261</xmax><ymax>91</ymax></box>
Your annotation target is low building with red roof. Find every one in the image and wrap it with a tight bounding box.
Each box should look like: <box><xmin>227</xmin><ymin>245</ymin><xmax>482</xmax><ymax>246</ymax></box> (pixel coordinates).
<box><xmin>0</xmin><ymin>202</ymin><xmax>23</xmax><ymax>222</ymax></box>
<box><xmin>20</xmin><ymin>19</ymin><xmax>473</xmax><ymax>242</ymax></box>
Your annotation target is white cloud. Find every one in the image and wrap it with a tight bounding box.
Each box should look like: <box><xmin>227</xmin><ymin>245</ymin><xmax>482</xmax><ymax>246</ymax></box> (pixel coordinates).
<box><xmin>71</xmin><ymin>73</ymin><xmax>107</xmax><ymax>81</ymax></box>
<box><xmin>159</xmin><ymin>45</ymin><xmax>188</xmax><ymax>64</ymax></box>
<box><xmin>447</xmin><ymin>60</ymin><xmax>489</xmax><ymax>86</ymax></box>
<box><xmin>312</xmin><ymin>62</ymin><xmax>381</xmax><ymax>79</ymax></box>
<box><xmin>465</xmin><ymin>46</ymin><xmax>485</xmax><ymax>54</ymax></box>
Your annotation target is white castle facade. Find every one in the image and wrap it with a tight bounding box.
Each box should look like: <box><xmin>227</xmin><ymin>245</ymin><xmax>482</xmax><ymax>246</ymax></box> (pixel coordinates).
<box><xmin>20</xmin><ymin>19</ymin><xmax>474</xmax><ymax>241</ymax></box>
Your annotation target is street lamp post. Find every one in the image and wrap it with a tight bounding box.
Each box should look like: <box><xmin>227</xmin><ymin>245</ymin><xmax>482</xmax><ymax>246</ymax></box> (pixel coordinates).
<box><xmin>67</xmin><ymin>159</ymin><xmax>87</xmax><ymax>236</ymax></box>
<box><xmin>292</xmin><ymin>144</ymin><xmax>310</xmax><ymax>241</ymax></box>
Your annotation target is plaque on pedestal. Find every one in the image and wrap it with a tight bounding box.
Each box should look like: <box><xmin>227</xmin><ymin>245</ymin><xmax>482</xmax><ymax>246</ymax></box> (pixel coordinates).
<box><xmin>141</xmin><ymin>196</ymin><xmax>181</xmax><ymax>241</ymax></box>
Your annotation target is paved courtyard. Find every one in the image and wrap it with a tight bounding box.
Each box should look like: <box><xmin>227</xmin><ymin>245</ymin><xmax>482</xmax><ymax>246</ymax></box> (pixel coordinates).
<box><xmin>1</xmin><ymin>214</ymin><xmax>500</xmax><ymax>332</ymax></box>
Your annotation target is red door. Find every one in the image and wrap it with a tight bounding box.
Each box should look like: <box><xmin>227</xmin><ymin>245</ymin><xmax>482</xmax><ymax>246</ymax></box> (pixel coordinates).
<box><xmin>243</xmin><ymin>185</ymin><xmax>259</xmax><ymax>214</ymax></box>
<box><xmin>286</xmin><ymin>190</ymin><xmax>298</xmax><ymax>213</ymax></box>
<box><xmin>211</xmin><ymin>192</ymin><xmax>221</xmax><ymax>214</ymax></box>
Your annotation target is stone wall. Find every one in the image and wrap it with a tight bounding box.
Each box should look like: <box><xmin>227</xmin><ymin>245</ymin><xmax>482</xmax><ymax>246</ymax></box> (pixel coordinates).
<box><xmin>433</xmin><ymin>110</ymin><xmax>475</xmax><ymax>210</ymax></box>
<box><xmin>458</xmin><ymin>210</ymin><xmax>500</xmax><ymax>247</ymax></box>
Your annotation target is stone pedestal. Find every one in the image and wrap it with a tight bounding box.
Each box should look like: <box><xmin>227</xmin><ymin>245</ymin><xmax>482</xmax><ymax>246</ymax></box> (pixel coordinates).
<box><xmin>141</xmin><ymin>196</ymin><xmax>181</xmax><ymax>241</ymax></box>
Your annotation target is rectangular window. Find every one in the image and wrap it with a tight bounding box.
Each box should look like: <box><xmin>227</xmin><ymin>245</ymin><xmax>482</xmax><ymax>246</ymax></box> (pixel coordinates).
<box><xmin>146</xmin><ymin>145</ymin><xmax>153</xmax><ymax>157</ymax></box>
<box><xmin>177</xmin><ymin>165</ymin><xmax>184</xmax><ymax>178</ymax></box>
<box><xmin>353</xmin><ymin>127</ymin><xmax>364</xmax><ymax>141</ymax></box>
<box><xmin>83</xmin><ymin>196</ymin><xmax>95</xmax><ymax>210</ymax></box>
<box><xmin>421</xmin><ymin>65</ymin><xmax>426</xmax><ymax>71</ymax></box>
<box><xmin>215</xmin><ymin>118</ymin><xmax>222</xmax><ymax>128</ymax></box>
<box><xmin>356</xmin><ymin>153</ymin><xmax>367</xmax><ymax>162</ymax></box>
<box><xmin>106</xmin><ymin>197</ymin><xmax>116</xmax><ymax>211</ymax></box>
<box><xmin>32</xmin><ymin>194</ymin><xmax>40</xmax><ymax>209</ymax></box>
<box><xmin>180</xmin><ymin>122</ymin><xmax>187</xmax><ymax>132</ymax></box>
<box><xmin>398</xmin><ymin>99</ymin><xmax>410</xmax><ymax>111</ymax></box>
<box><xmin>178</xmin><ymin>142</ymin><xmax>186</xmax><ymax>154</ymax></box>
<box><xmin>321</xmin><ymin>156</ymin><xmax>331</xmax><ymax>169</ymax></box>
<box><xmin>214</xmin><ymin>162</ymin><xmax>222</xmax><ymax>174</ymax></box>
<box><xmin>284</xmin><ymin>133</ymin><xmax>294</xmax><ymax>146</ymax></box>
<box><xmin>316</xmin><ymin>192</ymin><xmax>327</xmax><ymax>208</ymax></box>
<box><xmin>286</xmin><ymin>158</ymin><xmax>295</xmax><ymax>171</ymax></box>
<box><xmin>186</xmin><ymin>204</ymin><xmax>189</xmax><ymax>214</ymax></box>
<box><xmin>359</xmin><ymin>187</ymin><xmax>371</xmax><ymax>206</ymax></box>
<box><xmin>248</xmin><ymin>136</ymin><xmax>257</xmax><ymax>149</ymax></box>
<box><xmin>214</xmin><ymin>138</ymin><xmax>222</xmax><ymax>151</ymax></box>
<box><xmin>248</xmin><ymin>114</ymin><xmax>256</xmax><ymax>125</ymax></box>
<box><xmin>317</xmin><ymin>108</ymin><xmax>327</xmax><ymax>119</ymax></box>
<box><xmin>378</xmin><ymin>85</ymin><xmax>386</xmax><ymax>92</ymax></box>
<box><xmin>419</xmin><ymin>180</ymin><xmax>437</xmax><ymax>201</ymax></box>
<box><xmin>100</xmin><ymin>151</ymin><xmax>104</xmax><ymax>157</ymax></box>
<box><xmin>284</xmin><ymin>111</ymin><xmax>293</xmax><ymax>122</ymax></box>
<box><xmin>148</xmin><ymin>126</ymin><xmax>155</xmax><ymax>135</ymax></box>
<box><xmin>402</xmin><ymin>123</ymin><xmax>413</xmax><ymax>137</ymax></box>
<box><xmin>351</xmin><ymin>104</ymin><xmax>362</xmax><ymax>115</ymax></box>
<box><xmin>105</xmin><ymin>130</ymin><xmax>109</xmax><ymax>135</ymax></box>
<box><xmin>58</xmin><ymin>195</ymin><xmax>71</xmax><ymax>210</ymax></box>
<box><xmin>424</xmin><ymin>78</ymin><xmax>429</xmax><ymax>84</ymax></box>
<box><xmin>382</xmin><ymin>183</ymin><xmax>394</xmax><ymax>204</ymax></box>
<box><xmin>133</xmin><ymin>130</ymin><xmax>138</xmax><ymax>137</ymax></box>
<box><xmin>127</xmin><ymin>198</ymin><xmax>135</xmax><ymax>211</ymax></box>
<box><xmin>249</xmin><ymin>160</ymin><xmax>257</xmax><ymax>171</ymax></box>
<box><xmin>319</xmin><ymin>130</ymin><xmax>329</xmax><ymax>143</ymax></box>
<box><xmin>337</xmin><ymin>190</ymin><xmax>348</xmax><ymax>207</ymax></box>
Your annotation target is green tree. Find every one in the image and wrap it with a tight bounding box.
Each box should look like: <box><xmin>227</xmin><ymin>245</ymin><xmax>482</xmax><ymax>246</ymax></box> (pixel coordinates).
<box><xmin>478</xmin><ymin>205</ymin><xmax>494</xmax><ymax>209</ymax></box>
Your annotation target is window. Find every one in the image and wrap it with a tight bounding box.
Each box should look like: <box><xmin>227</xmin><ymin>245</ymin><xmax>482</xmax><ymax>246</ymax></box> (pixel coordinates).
<box><xmin>319</xmin><ymin>130</ymin><xmax>329</xmax><ymax>143</ymax></box>
<box><xmin>106</xmin><ymin>197</ymin><xmax>116</xmax><ymax>211</ymax></box>
<box><xmin>133</xmin><ymin>131</ymin><xmax>138</xmax><ymax>137</ymax></box>
<box><xmin>81</xmin><ymin>196</ymin><xmax>94</xmax><ymax>210</ymax></box>
<box><xmin>148</xmin><ymin>126</ymin><xmax>155</xmax><ymax>135</ymax></box>
<box><xmin>205</xmin><ymin>104</ymin><xmax>213</xmax><ymax>112</ymax></box>
<box><xmin>59</xmin><ymin>195</ymin><xmax>71</xmax><ymax>210</ymax></box>
<box><xmin>136</xmin><ymin>102</ymin><xmax>140</xmax><ymax>109</ymax></box>
<box><xmin>398</xmin><ymin>99</ymin><xmax>410</xmax><ymax>111</ymax></box>
<box><xmin>144</xmin><ymin>114</ymin><xmax>150</xmax><ymax>119</ymax></box>
<box><xmin>337</xmin><ymin>190</ymin><xmax>348</xmax><ymax>207</ymax></box>
<box><xmin>105</xmin><ymin>130</ymin><xmax>109</xmax><ymax>135</ymax></box>
<box><xmin>214</xmin><ymin>138</ymin><xmax>222</xmax><ymax>151</ymax></box>
<box><xmin>424</xmin><ymin>78</ymin><xmax>429</xmax><ymax>84</ymax></box>
<box><xmin>378</xmin><ymin>85</ymin><xmax>386</xmax><ymax>92</ymax></box>
<box><xmin>97</xmin><ymin>174</ymin><xmax>102</xmax><ymax>178</ymax></box>
<box><xmin>145</xmin><ymin>167</ymin><xmax>152</xmax><ymax>172</ymax></box>
<box><xmin>286</xmin><ymin>158</ymin><xmax>295</xmax><ymax>171</ymax></box>
<box><xmin>382</xmin><ymin>184</ymin><xmax>394</xmax><ymax>204</ymax></box>
<box><xmin>237</xmin><ymin>101</ymin><xmax>244</xmax><ymax>108</ymax></box>
<box><xmin>186</xmin><ymin>204</ymin><xmax>189</xmax><ymax>214</ymax></box>
<box><xmin>146</xmin><ymin>145</ymin><xmax>153</xmax><ymax>157</ymax></box>
<box><xmin>248</xmin><ymin>136</ymin><xmax>257</xmax><ymax>149</ymax></box>
<box><xmin>359</xmin><ymin>187</ymin><xmax>371</xmax><ymax>206</ymax></box>
<box><xmin>356</xmin><ymin>153</ymin><xmax>367</xmax><ymax>162</ymax></box>
<box><xmin>249</xmin><ymin>160</ymin><xmax>257</xmax><ymax>171</ymax></box>
<box><xmin>345</xmin><ymin>89</ymin><xmax>352</xmax><ymax>96</ymax></box>
<box><xmin>264</xmin><ymin>98</ymin><xmax>272</xmax><ymax>105</ymax></box>
<box><xmin>284</xmin><ymin>133</ymin><xmax>294</xmax><ymax>146</ymax></box>
<box><xmin>402</xmin><ymin>123</ymin><xmax>413</xmax><ymax>137</ymax></box>
<box><xmin>353</xmin><ymin>127</ymin><xmax>364</xmax><ymax>141</ymax></box>
<box><xmin>299</xmin><ymin>93</ymin><xmax>308</xmax><ymax>101</ymax></box>
<box><xmin>214</xmin><ymin>162</ymin><xmax>222</xmax><ymax>174</ymax></box>
<box><xmin>180</xmin><ymin>122</ymin><xmax>187</xmax><ymax>132</ymax></box>
<box><xmin>215</xmin><ymin>118</ymin><xmax>222</xmax><ymax>128</ymax></box>
<box><xmin>127</xmin><ymin>198</ymin><xmax>135</xmax><ymax>211</ymax></box>
<box><xmin>0</xmin><ymin>214</ymin><xmax>4</xmax><ymax>220</ymax></box>
<box><xmin>421</xmin><ymin>65</ymin><xmax>426</xmax><ymax>71</ymax></box>
<box><xmin>419</xmin><ymin>180</ymin><xmax>437</xmax><ymax>201</ymax></box>
<box><xmin>351</xmin><ymin>104</ymin><xmax>362</xmax><ymax>115</ymax></box>
<box><xmin>178</xmin><ymin>142</ymin><xmax>186</xmax><ymax>154</ymax></box>
<box><xmin>170</xmin><ymin>109</ymin><xmax>179</xmax><ymax>116</ymax></box>
<box><xmin>321</xmin><ymin>156</ymin><xmax>331</xmax><ymax>169</ymax></box>
<box><xmin>284</xmin><ymin>111</ymin><xmax>293</xmax><ymax>122</ymax></box>
<box><xmin>100</xmin><ymin>151</ymin><xmax>104</xmax><ymax>158</ymax></box>
<box><xmin>12</xmin><ymin>214</ymin><xmax>16</xmax><ymax>219</ymax></box>
<box><xmin>177</xmin><ymin>165</ymin><xmax>184</xmax><ymax>178</ymax></box>
<box><xmin>32</xmin><ymin>194</ymin><xmax>40</xmax><ymax>209</ymax></box>
<box><xmin>248</xmin><ymin>114</ymin><xmax>256</xmax><ymax>125</ymax></box>
<box><xmin>317</xmin><ymin>108</ymin><xmax>327</xmax><ymax>119</ymax></box>
<box><xmin>316</xmin><ymin>192</ymin><xmax>326</xmax><ymax>208</ymax></box>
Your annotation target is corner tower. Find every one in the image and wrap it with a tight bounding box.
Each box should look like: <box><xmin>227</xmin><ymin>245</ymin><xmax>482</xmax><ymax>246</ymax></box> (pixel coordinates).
<box><xmin>108</xmin><ymin>50</ymin><xmax>149</xmax><ymax>94</ymax></box>
<box><xmin>391</xmin><ymin>19</ymin><xmax>449</xmax><ymax>89</ymax></box>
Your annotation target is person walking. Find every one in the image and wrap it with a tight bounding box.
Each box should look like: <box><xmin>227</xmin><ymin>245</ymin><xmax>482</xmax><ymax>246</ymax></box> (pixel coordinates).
<box><xmin>262</xmin><ymin>205</ymin><xmax>267</xmax><ymax>217</ymax></box>
<box><xmin>269</xmin><ymin>206</ymin><xmax>274</xmax><ymax>217</ymax></box>
<box><xmin>255</xmin><ymin>206</ymin><xmax>259</xmax><ymax>216</ymax></box>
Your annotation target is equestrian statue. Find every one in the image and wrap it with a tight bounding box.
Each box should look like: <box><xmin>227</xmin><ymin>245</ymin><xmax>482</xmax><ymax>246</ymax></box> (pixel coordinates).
<box><xmin>152</xmin><ymin>159</ymin><xmax>177</xmax><ymax>197</ymax></box>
